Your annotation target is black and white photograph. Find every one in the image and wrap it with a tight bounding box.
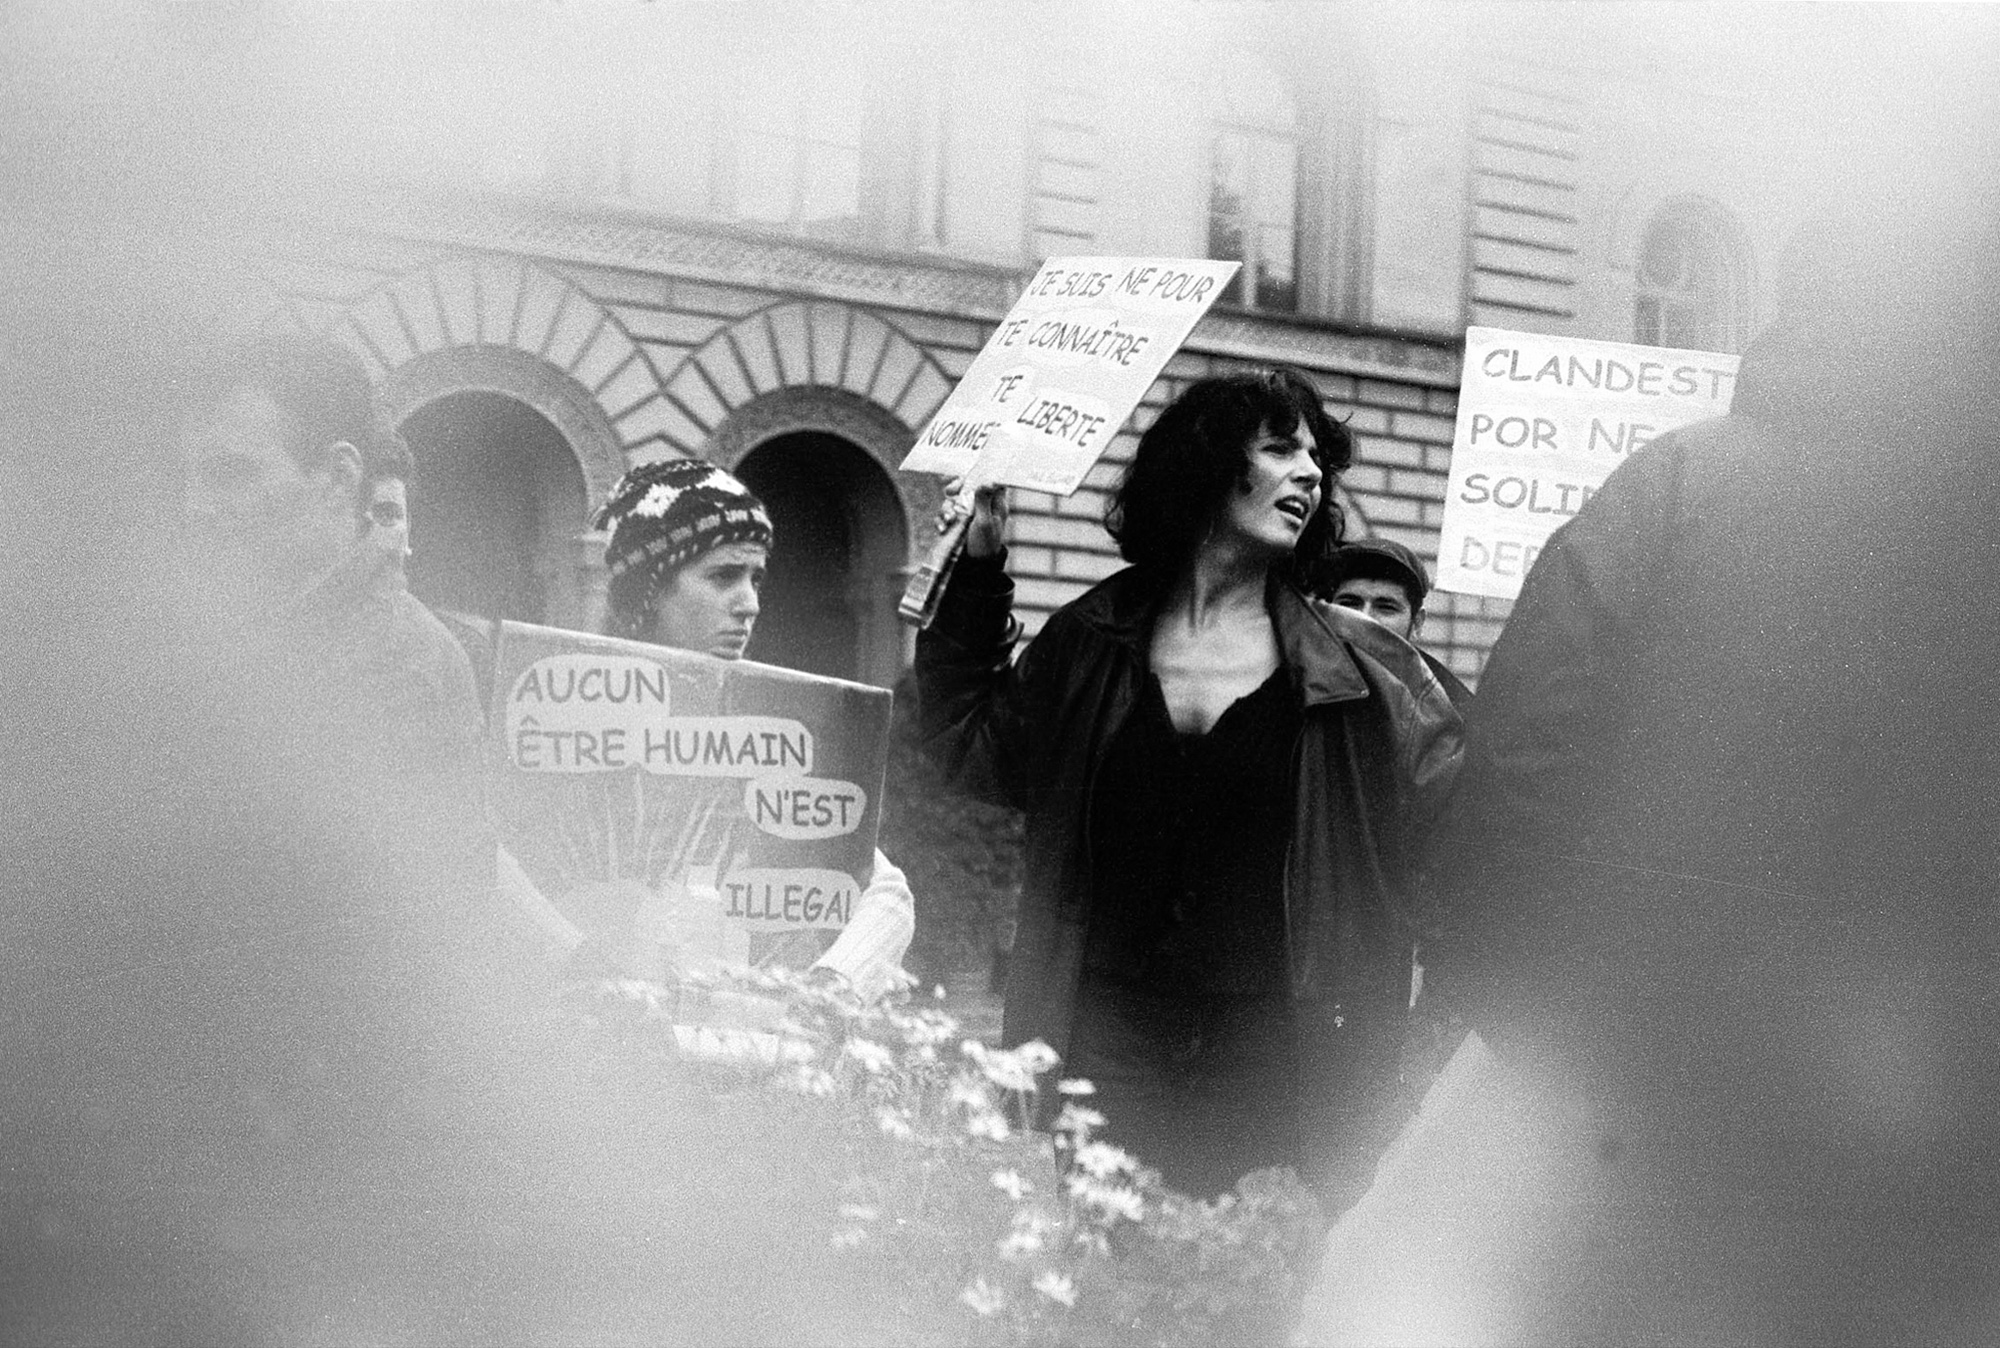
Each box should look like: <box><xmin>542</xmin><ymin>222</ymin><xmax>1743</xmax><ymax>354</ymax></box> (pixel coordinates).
<box><xmin>2</xmin><ymin>2</ymin><xmax>1996</xmax><ymax>1343</ymax></box>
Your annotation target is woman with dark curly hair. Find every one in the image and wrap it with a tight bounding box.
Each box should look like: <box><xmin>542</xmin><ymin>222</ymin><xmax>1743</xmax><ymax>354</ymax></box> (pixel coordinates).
<box><xmin>916</xmin><ymin>367</ymin><xmax>1462</xmax><ymax>1206</ymax></box>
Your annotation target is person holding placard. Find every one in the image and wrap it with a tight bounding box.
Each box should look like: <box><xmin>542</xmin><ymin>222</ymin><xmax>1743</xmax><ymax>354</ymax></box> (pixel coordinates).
<box><xmin>572</xmin><ymin>457</ymin><xmax>916</xmax><ymax>1003</ymax></box>
<box><xmin>915</xmin><ymin>368</ymin><xmax>1463</xmax><ymax>1206</ymax></box>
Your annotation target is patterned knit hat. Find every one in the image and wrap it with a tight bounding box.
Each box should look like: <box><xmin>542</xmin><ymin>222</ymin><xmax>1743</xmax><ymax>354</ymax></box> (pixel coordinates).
<box><xmin>593</xmin><ymin>458</ymin><xmax>773</xmax><ymax>628</ymax></box>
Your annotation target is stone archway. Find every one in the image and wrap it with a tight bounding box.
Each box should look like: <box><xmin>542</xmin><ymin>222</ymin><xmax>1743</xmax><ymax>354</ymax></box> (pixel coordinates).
<box><xmin>317</xmin><ymin>257</ymin><xmax>668</xmax><ymax>630</ymax></box>
<box><xmin>707</xmin><ymin>387</ymin><xmax>922</xmax><ymax>689</ymax></box>
<box><xmin>660</xmin><ymin>301</ymin><xmax>956</xmax><ymax>567</ymax></box>
<box><xmin>395</xmin><ymin>391</ymin><xmax>587</xmax><ymax>630</ymax></box>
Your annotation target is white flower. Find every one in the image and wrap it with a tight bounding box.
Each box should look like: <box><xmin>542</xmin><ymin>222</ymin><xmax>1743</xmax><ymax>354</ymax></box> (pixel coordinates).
<box><xmin>1014</xmin><ymin>1039</ymin><xmax>1060</xmax><ymax>1073</ymax></box>
<box><xmin>948</xmin><ymin>1075</ymin><xmax>992</xmax><ymax>1111</ymax></box>
<box><xmin>960</xmin><ymin>1278</ymin><xmax>1005</xmax><ymax>1318</ymax></box>
<box><xmin>1032</xmin><ymin>1270</ymin><xmax>1078</xmax><ymax>1308</ymax></box>
<box><xmin>997</xmin><ymin>1227</ymin><xmax>1044</xmax><ymax>1259</ymax></box>
<box><xmin>903</xmin><ymin>1012</ymin><xmax>958</xmax><ymax>1046</ymax></box>
<box><xmin>1095</xmin><ymin>1185</ymin><xmax>1146</xmax><ymax>1223</ymax></box>
<box><xmin>990</xmin><ymin>1169</ymin><xmax>1032</xmax><ymax>1201</ymax></box>
<box><xmin>1055</xmin><ymin>1103</ymin><xmax>1107</xmax><ymax>1135</ymax></box>
<box><xmin>964</xmin><ymin>1108</ymin><xmax>1012</xmax><ymax>1141</ymax></box>
<box><xmin>829</xmin><ymin>1227</ymin><xmax>866</xmax><ymax>1249</ymax></box>
<box><xmin>1066</xmin><ymin>1173</ymin><xmax>1145</xmax><ymax>1223</ymax></box>
<box><xmin>844</xmin><ymin>1037</ymin><xmax>895</xmax><ymax>1074</ymax></box>
<box><xmin>875</xmin><ymin>1105</ymin><xmax>915</xmax><ymax>1140</ymax></box>
<box><xmin>1072</xmin><ymin>1141</ymin><xmax>1137</xmax><ymax>1179</ymax></box>
<box><xmin>786</xmin><ymin>1066</ymin><xmax>838</xmax><ymax>1098</ymax></box>
<box><xmin>975</xmin><ymin>1050</ymin><xmax>1038</xmax><ymax>1094</ymax></box>
<box><xmin>1055</xmin><ymin>1078</ymin><xmax>1096</xmax><ymax>1096</ymax></box>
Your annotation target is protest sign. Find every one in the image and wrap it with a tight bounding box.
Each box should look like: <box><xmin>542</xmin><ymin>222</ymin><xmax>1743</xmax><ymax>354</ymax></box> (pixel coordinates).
<box><xmin>486</xmin><ymin>620</ymin><xmax>891</xmax><ymax>994</ymax></box>
<box><xmin>898</xmin><ymin>256</ymin><xmax>1239</xmax><ymax>495</ymax></box>
<box><xmin>1437</xmin><ymin>327</ymin><xmax>1739</xmax><ymax>599</ymax></box>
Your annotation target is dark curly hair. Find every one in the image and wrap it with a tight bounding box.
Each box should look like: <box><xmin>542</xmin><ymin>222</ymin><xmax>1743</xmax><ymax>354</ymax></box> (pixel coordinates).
<box><xmin>1104</xmin><ymin>366</ymin><xmax>1350</xmax><ymax>581</ymax></box>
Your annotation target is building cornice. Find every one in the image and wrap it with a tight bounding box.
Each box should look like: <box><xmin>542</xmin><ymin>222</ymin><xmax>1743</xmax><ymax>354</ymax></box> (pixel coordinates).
<box><xmin>306</xmin><ymin>190</ymin><xmax>1463</xmax><ymax>387</ymax></box>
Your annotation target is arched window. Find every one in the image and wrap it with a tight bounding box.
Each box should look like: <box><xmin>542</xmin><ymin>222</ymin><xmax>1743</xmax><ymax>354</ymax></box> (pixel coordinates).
<box><xmin>1209</xmin><ymin>51</ymin><xmax>1301</xmax><ymax>313</ymax></box>
<box><xmin>1633</xmin><ymin>198</ymin><xmax>1750</xmax><ymax>352</ymax></box>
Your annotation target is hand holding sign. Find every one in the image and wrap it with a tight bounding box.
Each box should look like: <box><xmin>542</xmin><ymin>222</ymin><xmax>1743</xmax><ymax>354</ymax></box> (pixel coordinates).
<box><xmin>897</xmin><ymin>255</ymin><xmax>1237</xmax><ymax>627</ymax></box>
<box><xmin>956</xmin><ymin>480</ymin><xmax>1009</xmax><ymax>559</ymax></box>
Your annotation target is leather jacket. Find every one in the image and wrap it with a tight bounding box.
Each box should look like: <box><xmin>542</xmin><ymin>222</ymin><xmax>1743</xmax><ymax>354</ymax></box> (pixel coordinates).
<box><xmin>917</xmin><ymin>553</ymin><xmax>1463</xmax><ymax>1196</ymax></box>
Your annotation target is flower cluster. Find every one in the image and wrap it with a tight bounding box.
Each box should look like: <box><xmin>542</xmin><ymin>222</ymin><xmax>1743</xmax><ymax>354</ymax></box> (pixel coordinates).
<box><xmin>591</xmin><ymin>964</ymin><xmax>1326</xmax><ymax>1346</ymax></box>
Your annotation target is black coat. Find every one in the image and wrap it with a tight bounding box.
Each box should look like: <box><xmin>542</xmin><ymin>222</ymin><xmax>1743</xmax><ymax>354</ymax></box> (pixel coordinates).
<box><xmin>1425</xmin><ymin>271</ymin><xmax>2000</xmax><ymax>1333</ymax></box>
<box><xmin>917</xmin><ymin>555</ymin><xmax>1463</xmax><ymax>1197</ymax></box>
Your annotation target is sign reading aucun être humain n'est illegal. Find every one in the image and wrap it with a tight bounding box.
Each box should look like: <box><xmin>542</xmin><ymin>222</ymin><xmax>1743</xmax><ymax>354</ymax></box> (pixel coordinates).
<box><xmin>488</xmin><ymin>621</ymin><xmax>891</xmax><ymax>944</ymax></box>
<box><xmin>1436</xmin><ymin>327</ymin><xmax>1739</xmax><ymax>600</ymax></box>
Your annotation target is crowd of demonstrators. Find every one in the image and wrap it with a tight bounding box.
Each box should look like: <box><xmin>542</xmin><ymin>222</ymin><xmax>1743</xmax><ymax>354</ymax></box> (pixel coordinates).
<box><xmin>28</xmin><ymin>237</ymin><xmax>1999</xmax><ymax>1347</ymax></box>
<box><xmin>914</xmin><ymin>369</ymin><xmax>1464</xmax><ymax>1211</ymax></box>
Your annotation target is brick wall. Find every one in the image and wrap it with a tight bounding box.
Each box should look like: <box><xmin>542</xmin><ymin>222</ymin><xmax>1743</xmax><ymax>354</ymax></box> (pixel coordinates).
<box><xmin>262</xmin><ymin>223</ymin><xmax>1507</xmax><ymax>687</ymax></box>
<box><xmin>1002</xmin><ymin>353</ymin><xmax>1506</xmax><ymax>688</ymax></box>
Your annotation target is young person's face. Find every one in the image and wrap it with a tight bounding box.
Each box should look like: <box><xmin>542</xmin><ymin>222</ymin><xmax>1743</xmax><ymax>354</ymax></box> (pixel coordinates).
<box><xmin>1218</xmin><ymin>419</ymin><xmax>1323</xmax><ymax>558</ymax></box>
<box><xmin>1331</xmin><ymin>576</ymin><xmax>1420</xmax><ymax>641</ymax></box>
<box><xmin>649</xmin><ymin>542</ymin><xmax>768</xmax><ymax>660</ymax></box>
<box><xmin>181</xmin><ymin>385</ymin><xmax>361</xmax><ymax>592</ymax></box>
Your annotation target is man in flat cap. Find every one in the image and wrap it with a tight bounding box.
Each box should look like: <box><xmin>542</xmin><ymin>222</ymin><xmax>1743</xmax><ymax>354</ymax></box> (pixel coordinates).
<box><xmin>1320</xmin><ymin>538</ymin><xmax>1471</xmax><ymax>706</ymax></box>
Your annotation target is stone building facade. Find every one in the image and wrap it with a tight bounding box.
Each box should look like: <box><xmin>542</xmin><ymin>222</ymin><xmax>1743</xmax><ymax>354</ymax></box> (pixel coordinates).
<box><xmin>239</xmin><ymin>2</ymin><xmax>1883</xmax><ymax>688</ymax></box>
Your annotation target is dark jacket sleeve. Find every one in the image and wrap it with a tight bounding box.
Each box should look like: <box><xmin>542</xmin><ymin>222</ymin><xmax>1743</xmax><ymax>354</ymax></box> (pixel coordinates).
<box><xmin>913</xmin><ymin>551</ymin><xmax>1057</xmax><ymax>811</ymax></box>
<box><xmin>1424</xmin><ymin>431</ymin><xmax>1698</xmax><ymax>1016</ymax></box>
<box><xmin>1436</xmin><ymin>437</ymin><xmax>1691</xmax><ymax>861</ymax></box>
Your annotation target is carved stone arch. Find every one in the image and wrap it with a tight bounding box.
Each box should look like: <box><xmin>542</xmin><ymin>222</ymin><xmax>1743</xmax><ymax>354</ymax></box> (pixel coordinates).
<box><xmin>658</xmin><ymin>299</ymin><xmax>954</xmax><ymax>502</ymax></box>
<box><xmin>374</xmin><ymin>345</ymin><xmax>626</xmax><ymax>513</ymax></box>
<box><xmin>704</xmin><ymin>384</ymin><xmax>945</xmax><ymax>559</ymax></box>
<box><xmin>322</xmin><ymin>254</ymin><xmax>666</xmax><ymax>515</ymax></box>
<box><xmin>305</xmin><ymin>256</ymin><xmax>668</xmax><ymax>632</ymax></box>
<box><xmin>705</xmin><ymin>385</ymin><xmax>932</xmax><ymax>689</ymax></box>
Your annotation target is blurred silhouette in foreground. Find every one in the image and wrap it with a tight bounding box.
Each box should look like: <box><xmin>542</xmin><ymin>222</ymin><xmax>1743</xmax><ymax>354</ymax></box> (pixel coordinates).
<box><xmin>1303</xmin><ymin>203</ymin><xmax>2000</xmax><ymax>1343</ymax></box>
<box><xmin>0</xmin><ymin>258</ymin><xmax>865</xmax><ymax>1343</ymax></box>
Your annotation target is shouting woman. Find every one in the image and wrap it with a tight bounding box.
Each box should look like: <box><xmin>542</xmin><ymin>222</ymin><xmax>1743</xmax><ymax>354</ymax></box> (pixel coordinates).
<box><xmin>916</xmin><ymin>368</ymin><xmax>1461</xmax><ymax>1206</ymax></box>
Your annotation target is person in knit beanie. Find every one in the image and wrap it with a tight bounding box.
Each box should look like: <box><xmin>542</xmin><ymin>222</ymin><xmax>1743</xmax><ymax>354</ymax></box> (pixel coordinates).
<box><xmin>564</xmin><ymin>456</ymin><xmax>915</xmax><ymax>1002</ymax></box>
<box><xmin>595</xmin><ymin>458</ymin><xmax>775</xmax><ymax>653</ymax></box>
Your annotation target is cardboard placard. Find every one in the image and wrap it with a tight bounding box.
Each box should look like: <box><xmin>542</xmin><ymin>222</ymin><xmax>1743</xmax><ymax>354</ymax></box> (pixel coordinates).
<box><xmin>898</xmin><ymin>256</ymin><xmax>1239</xmax><ymax>495</ymax></box>
<box><xmin>1437</xmin><ymin>327</ymin><xmax>1740</xmax><ymax>599</ymax></box>
<box><xmin>487</xmin><ymin>621</ymin><xmax>891</xmax><ymax>981</ymax></box>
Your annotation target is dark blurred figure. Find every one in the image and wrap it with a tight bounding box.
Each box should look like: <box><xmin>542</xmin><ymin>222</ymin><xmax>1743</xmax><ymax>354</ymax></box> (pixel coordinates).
<box><xmin>1318</xmin><ymin>538</ymin><xmax>1472</xmax><ymax>707</ymax></box>
<box><xmin>1426</xmin><ymin>203</ymin><xmax>2000</xmax><ymax>1343</ymax></box>
<box><xmin>0</xmin><ymin>293</ymin><xmax>853</xmax><ymax>1343</ymax></box>
<box><xmin>180</xmin><ymin>333</ymin><xmax>486</xmax><ymax>784</ymax></box>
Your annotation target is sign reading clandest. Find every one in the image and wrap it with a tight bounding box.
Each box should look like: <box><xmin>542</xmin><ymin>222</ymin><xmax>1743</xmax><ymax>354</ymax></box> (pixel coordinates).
<box><xmin>898</xmin><ymin>256</ymin><xmax>1240</xmax><ymax>495</ymax></box>
<box><xmin>1437</xmin><ymin>327</ymin><xmax>1740</xmax><ymax>599</ymax></box>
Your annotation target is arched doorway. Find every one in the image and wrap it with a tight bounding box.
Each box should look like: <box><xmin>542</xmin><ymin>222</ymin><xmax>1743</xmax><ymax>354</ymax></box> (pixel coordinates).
<box><xmin>734</xmin><ymin>430</ymin><xmax>906</xmax><ymax>686</ymax></box>
<box><xmin>399</xmin><ymin>392</ymin><xmax>588</xmax><ymax>627</ymax></box>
